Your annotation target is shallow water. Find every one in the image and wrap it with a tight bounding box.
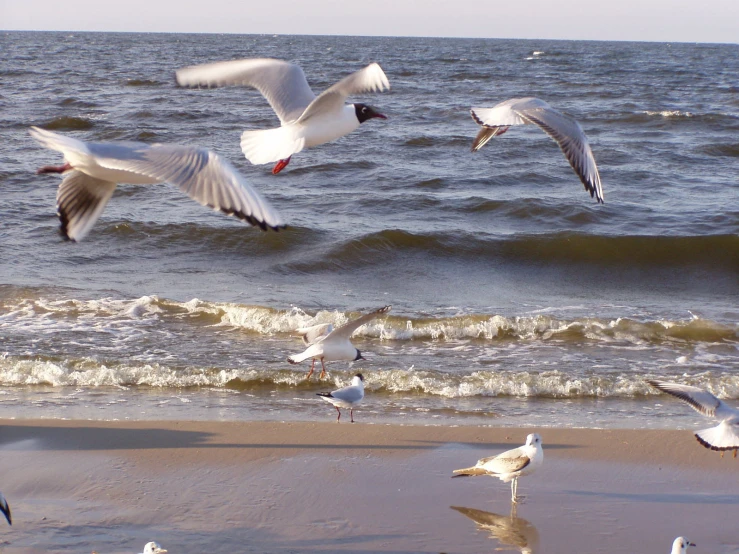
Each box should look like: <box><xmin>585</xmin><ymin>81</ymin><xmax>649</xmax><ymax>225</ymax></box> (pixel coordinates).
<box><xmin>0</xmin><ymin>32</ymin><xmax>737</xmax><ymax>427</ymax></box>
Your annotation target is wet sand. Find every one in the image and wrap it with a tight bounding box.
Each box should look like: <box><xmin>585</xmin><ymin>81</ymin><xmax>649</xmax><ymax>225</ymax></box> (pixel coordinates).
<box><xmin>0</xmin><ymin>420</ymin><xmax>737</xmax><ymax>553</ymax></box>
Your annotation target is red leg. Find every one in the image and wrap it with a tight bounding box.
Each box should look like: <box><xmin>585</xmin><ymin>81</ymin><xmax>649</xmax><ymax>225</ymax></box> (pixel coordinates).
<box><xmin>272</xmin><ymin>156</ymin><xmax>291</xmax><ymax>175</ymax></box>
<box><xmin>350</xmin><ymin>409</ymin><xmax>355</xmax><ymax>423</ymax></box>
<box><xmin>319</xmin><ymin>358</ymin><xmax>327</xmax><ymax>379</ymax></box>
<box><xmin>37</xmin><ymin>162</ymin><xmax>72</xmax><ymax>174</ymax></box>
<box><xmin>306</xmin><ymin>359</ymin><xmax>315</xmax><ymax>380</ymax></box>
<box><xmin>335</xmin><ymin>406</ymin><xmax>341</xmax><ymax>422</ymax></box>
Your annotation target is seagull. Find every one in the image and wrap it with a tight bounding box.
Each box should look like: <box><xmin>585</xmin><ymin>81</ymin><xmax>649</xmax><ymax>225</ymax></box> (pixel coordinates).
<box><xmin>317</xmin><ymin>373</ymin><xmax>365</xmax><ymax>423</ymax></box>
<box><xmin>288</xmin><ymin>305</ymin><xmax>391</xmax><ymax>380</ymax></box>
<box><xmin>470</xmin><ymin>97</ymin><xmax>604</xmax><ymax>203</ymax></box>
<box><xmin>175</xmin><ymin>58</ymin><xmax>389</xmax><ymax>174</ymax></box>
<box><xmin>450</xmin><ymin>505</ymin><xmax>539</xmax><ymax>554</ymax></box>
<box><xmin>0</xmin><ymin>492</ymin><xmax>10</xmax><ymax>525</ymax></box>
<box><xmin>140</xmin><ymin>542</ymin><xmax>167</xmax><ymax>554</ymax></box>
<box><xmin>648</xmin><ymin>380</ymin><xmax>739</xmax><ymax>457</ymax></box>
<box><xmin>452</xmin><ymin>433</ymin><xmax>543</xmax><ymax>503</ymax></box>
<box><xmin>671</xmin><ymin>537</ymin><xmax>696</xmax><ymax>554</ymax></box>
<box><xmin>29</xmin><ymin>126</ymin><xmax>285</xmax><ymax>241</ymax></box>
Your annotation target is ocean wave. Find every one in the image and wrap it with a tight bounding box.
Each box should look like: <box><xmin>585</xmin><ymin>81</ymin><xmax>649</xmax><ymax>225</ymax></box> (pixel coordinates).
<box><xmin>40</xmin><ymin>116</ymin><xmax>94</xmax><ymax>130</ymax></box>
<box><xmin>124</xmin><ymin>79</ymin><xmax>162</xmax><ymax>87</ymax></box>
<box><xmin>282</xmin><ymin>230</ymin><xmax>739</xmax><ymax>272</ymax></box>
<box><xmin>2</xmin><ymin>357</ymin><xmax>737</xmax><ymax>400</ymax></box>
<box><xmin>1</xmin><ymin>290</ymin><xmax>736</xmax><ymax>345</ymax></box>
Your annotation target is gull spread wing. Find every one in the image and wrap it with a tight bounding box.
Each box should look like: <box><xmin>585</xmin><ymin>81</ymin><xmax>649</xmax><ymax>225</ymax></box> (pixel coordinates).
<box><xmin>328</xmin><ymin>305</ymin><xmax>391</xmax><ymax>341</ymax></box>
<box><xmin>647</xmin><ymin>380</ymin><xmax>729</xmax><ymax>418</ymax></box>
<box><xmin>695</xmin><ymin>420</ymin><xmax>739</xmax><ymax>451</ymax></box>
<box><xmin>175</xmin><ymin>58</ymin><xmax>316</xmax><ymax>124</ymax></box>
<box><xmin>0</xmin><ymin>492</ymin><xmax>11</xmax><ymax>525</ymax></box>
<box><xmin>30</xmin><ymin>126</ymin><xmax>91</xmax><ymax>164</ymax></box>
<box><xmin>297</xmin><ymin>323</ymin><xmax>334</xmax><ymax>346</ymax></box>
<box><xmin>56</xmin><ymin>171</ymin><xmax>117</xmax><ymax>241</ymax></box>
<box><xmin>471</xmin><ymin>98</ymin><xmax>604</xmax><ymax>203</ymax></box>
<box><xmin>297</xmin><ymin>63</ymin><xmax>390</xmax><ymax>124</ymax></box>
<box><xmin>91</xmin><ymin>144</ymin><xmax>285</xmax><ymax>231</ymax></box>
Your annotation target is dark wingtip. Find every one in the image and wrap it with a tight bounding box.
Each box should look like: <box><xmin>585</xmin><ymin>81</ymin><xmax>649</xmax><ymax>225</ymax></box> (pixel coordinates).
<box><xmin>695</xmin><ymin>434</ymin><xmax>738</xmax><ymax>453</ymax></box>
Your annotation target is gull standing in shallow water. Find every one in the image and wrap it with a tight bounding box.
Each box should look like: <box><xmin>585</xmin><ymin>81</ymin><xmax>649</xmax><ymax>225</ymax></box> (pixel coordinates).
<box><xmin>288</xmin><ymin>305</ymin><xmax>391</xmax><ymax>380</ymax></box>
<box><xmin>648</xmin><ymin>380</ymin><xmax>739</xmax><ymax>457</ymax></box>
<box><xmin>175</xmin><ymin>59</ymin><xmax>389</xmax><ymax>174</ymax></box>
<box><xmin>470</xmin><ymin>98</ymin><xmax>604</xmax><ymax>203</ymax></box>
<box><xmin>317</xmin><ymin>373</ymin><xmax>365</xmax><ymax>423</ymax></box>
<box><xmin>671</xmin><ymin>537</ymin><xmax>696</xmax><ymax>554</ymax></box>
<box><xmin>452</xmin><ymin>434</ymin><xmax>543</xmax><ymax>503</ymax></box>
<box><xmin>140</xmin><ymin>542</ymin><xmax>167</xmax><ymax>554</ymax></box>
<box><xmin>30</xmin><ymin>126</ymin><xmax>285</xmax><ymax>241</ymax></box>
<box><xmin>0</xmin><ymin>492</ymin><xmax>10</xmax><ymax>525</ymax></box>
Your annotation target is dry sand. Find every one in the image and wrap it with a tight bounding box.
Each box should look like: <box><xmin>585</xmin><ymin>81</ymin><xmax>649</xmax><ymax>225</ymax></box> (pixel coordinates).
<box><xmin>0</xmin><ymin>420</ymin><xmax>737</xmax><ymax>553</ymax></box>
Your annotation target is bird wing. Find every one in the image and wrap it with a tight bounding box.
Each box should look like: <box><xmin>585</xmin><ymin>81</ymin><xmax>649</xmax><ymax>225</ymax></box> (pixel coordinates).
<box><xmin>175</xmin><ymin>58</ymin><xmax>316</xmax><ymax>124</ymax></box>
<box><xmin>479</xmin><ymin>446</ymin><xmax>532</xmax><ymax>474</ymax></box>
<box><xmin>328</xmin><ymin>305</ymin><xmax>391</xmax><ymax>340</ymax></box>
<box><xmin>513</xmin><ymin>99</ymin><xmax>604</xmax><ymax>203</ymax></box>
<box><xmin>56</xmin><ymin>170</ymin><xmax>117</xmax><ymax>241</ymax></box>
<box><xmin>91</xmin><ymin>144</ymin><xmax>285</xmax><ymax>231</ymax></box>
<box><xmin>0</xmin><ymin>492</ymin><xmax>11</xmax><ymax>525</ymax></box>
<box><xmin>296</xmin><ymin>63</ymin><xmax>390</xmax><ymax>124</ymax></box>
<box><xmin>695</xmin><ymin>420</ymin><xmax>739</xmax><ymax>451</ymax></box>
<box><xmin>296</xmin><ymin>323</ymin><xmax>334</xmax><ymax>345</ymax></box>
<box><xmin>329</xmin><ymin>384</ymin><xmax>364</xmax><ymax>403</ymax></box>
<box><xmin>648</xmin><ymin>380</ymin><xmax>729</xmax><ymax>419</ymax></box>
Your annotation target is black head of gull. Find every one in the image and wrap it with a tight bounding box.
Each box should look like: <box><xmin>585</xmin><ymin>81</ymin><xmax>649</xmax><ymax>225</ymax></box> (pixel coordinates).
<box><xmin>355</xmin><ymin>373</ymin><xmax>365</xmax><ymax>381</ymax></box>
<box><xmin>354</xmin><ymin>103</ymin><xmax>387</xmax><ymax>123</ymax></box>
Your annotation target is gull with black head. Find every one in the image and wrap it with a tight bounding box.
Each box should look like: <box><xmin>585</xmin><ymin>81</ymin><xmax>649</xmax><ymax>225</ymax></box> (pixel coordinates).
<box><xmin>176</xmin><ymin>58</ymin><xmax>389</xmax><ymax>174</ymax></box>
<box><xmin>288</xmin><ymin>305</ymin><xmax>391</xmax><ymax>380</ymax></box>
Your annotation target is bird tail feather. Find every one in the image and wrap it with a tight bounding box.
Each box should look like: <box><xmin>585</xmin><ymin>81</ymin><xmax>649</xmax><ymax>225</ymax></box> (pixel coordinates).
<box><xmin>240</xmin><ymin>126</ymin><xmax>305</xmax><ymax>165</ymax></box>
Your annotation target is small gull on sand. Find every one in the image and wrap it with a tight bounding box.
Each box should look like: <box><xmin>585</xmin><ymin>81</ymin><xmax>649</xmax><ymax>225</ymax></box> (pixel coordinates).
<box><xmin>288</xmin><ymin>305</ymin><xmax>391</xmax><ymax>380</ymax></box>
<box><xmin>30</xmin><ymin>126</ymin><xmax>285</xmax><ymax>241</ymax></box>
<box><xmin>470</xmin><ymin>97</ymin><xmax>604</xmax><ymax>203</ymax></box>
<box><xmin>452</xmin><ymin>433</ymin><xmax>543</xmax><ymax>503</ymax></box>
<box><xmin>648</xmin><ymin>380</ymin><xmax>739</xmax><ymax>457</ymax></box>
<box><xmin>671</xmin><ymin>536</ymin><xmax>696</xmax><ymax>554</ymax></box>
<box><xmin>176</xmin><ymin>58</ymin><xmax>389</xmax><ymax>174</ymax></box>
<box><xmin>0</xmin><ymin>492</ymin><xmax>10</xmax><ymax>525</ymax></box>
<box><xmin>317</xmin><ymin>373</ymin><xmax>365</xmax><ymax>423</ymax></box>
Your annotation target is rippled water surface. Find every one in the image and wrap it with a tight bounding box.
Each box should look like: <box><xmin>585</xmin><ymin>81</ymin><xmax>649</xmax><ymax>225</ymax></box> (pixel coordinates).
<box><xmin>1</xmin><ymin>32</ymin><xmax>737</xmax><ymax>426</ymax></box>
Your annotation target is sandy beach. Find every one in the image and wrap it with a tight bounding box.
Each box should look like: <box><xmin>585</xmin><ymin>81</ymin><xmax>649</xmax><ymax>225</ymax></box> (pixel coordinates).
<box><xmin>1</xmin><ymin>420</ymin><xmax>737</xmax><ymax>553</ymax></box>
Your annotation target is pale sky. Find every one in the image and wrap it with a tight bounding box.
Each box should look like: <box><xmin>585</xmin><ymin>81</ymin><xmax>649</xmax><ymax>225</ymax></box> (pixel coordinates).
<box><xmin>1</xmin><ymin>0</ymin><xmax>737</xmax><ymax>43</ymax></box>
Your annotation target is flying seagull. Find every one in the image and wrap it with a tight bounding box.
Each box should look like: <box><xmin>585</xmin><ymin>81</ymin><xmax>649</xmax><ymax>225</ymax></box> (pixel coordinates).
<box><xmin>176</xmin><ymin>59</ymin><xmax>389</xmax><ymax>174</ymax></box>
<box><xmin>648</xmin><ymin>380</ymin><xmax>739</xmax><ymax>457</ymax></box>
<box><xmin>288</xmin><ymin>305</ymin><xmax>391</xmax><ymax>380</ymax></box>
<box><xmin>452</xmin><ymin>433</ymin><xmax>544</xmax><ymax>503</ymax></box>
<box><xmin>317</xmin><ymin>373</ymin><xmax>365</xmax><ymax>423</ymax></box>
<box><xmin>140</xmin><ymin>542</ymin><xmax>167</xmax><ymax>554</ymax></box>
<box><xmin>0</xmin><ymin>492</ymin><xmax>10</xmax><ymax>525</ymax></box>
<box><xmin>470</xmin><ymin>97</ymin><xmax>604</xmax><ymax>203</ymax></box>
<box><xmin>30</xmin><ymin>126</ymin><xmax>285</xmax><ymax>241</ymax></box>
<box><xmin>671</xmin><ymin>537</ymin><xmax>696</xmax><ymax>554</ymax></box>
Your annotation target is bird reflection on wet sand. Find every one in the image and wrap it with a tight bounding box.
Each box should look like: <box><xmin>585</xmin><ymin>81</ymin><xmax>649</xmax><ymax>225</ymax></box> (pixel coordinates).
<box><xmin>450</xmin><ymin>505</ymin><xmax>539</xmax><ymax>553</ymax></box>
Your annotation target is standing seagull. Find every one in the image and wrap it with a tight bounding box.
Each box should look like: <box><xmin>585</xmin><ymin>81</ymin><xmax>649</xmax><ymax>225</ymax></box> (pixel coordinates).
<box><xmin>470</xmin><ymin>98</ymin><xmax>604</xmax><ymax>203</ymax></box>
<box><xmin>671</xmin><ymin>537</ymin><xmax>696</xmax><ymax>554</ymax></box>
<box><xmin>648</xmin><ymin>380</ymin><xmax>739</xmax><ymax>457</ymax></box>
<box><xmin>0</xmin><ymin>492</ymin><xmax>10</xmax><ymax>525</ymax></box>
<box><xmin>175</xmin><ymin>59</ymin><xmax>389</xmax><ymax>174</ymax></box>
<box><xmin>288</xmin><ymin>305</ymin><xmax>391</xmax><ymax>380</ymax></box>
<box><xmin>317</xmin><ymin>373</ymin><xmax>365</xmax><ymax>423</ymax></box>
<box><xmin>30</xmin><ymin>126</ymin><xmax>285</xmax><ymax>241</ymax></box>
<box><xmin>452</xmin><ymin>434</ymin><xmax>544</xmax><ymax>504</ymax></box>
